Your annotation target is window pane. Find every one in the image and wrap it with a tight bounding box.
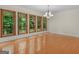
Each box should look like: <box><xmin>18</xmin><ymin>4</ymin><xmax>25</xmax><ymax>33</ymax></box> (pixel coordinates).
<box><xmin>37</xmin><ymin>16</ymin><xmax>41</xmax><ymax>32</ymax></box>
<box><xmin>18</xmin><ymin>13</ymin><xmax>27</xmax><ymax>34</ymax></box>
<box><xmin>2</xmin><ymin>11</ymin><xmax>14</xmax><ymax>36</ymax></box>
<box><xmin>43</xmin><ymin>17</ymin><xmax>47</xmax><ymax>31</ymax></box>
<box><xmin>29</xmin><ymin>15</ymin><xmax>36</xmax><ymax>33</ymax></box>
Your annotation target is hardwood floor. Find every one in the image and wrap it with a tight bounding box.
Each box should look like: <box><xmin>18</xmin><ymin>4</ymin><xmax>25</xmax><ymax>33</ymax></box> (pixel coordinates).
<box><xmin>37</xmin><ymin>33</ymin><xmax>79</xmax><ymax>54</ymax></box>
<box><xmin>0</xmin><ymin>32</ymin><xmax>79</xmax><ymax>54</ymax></box>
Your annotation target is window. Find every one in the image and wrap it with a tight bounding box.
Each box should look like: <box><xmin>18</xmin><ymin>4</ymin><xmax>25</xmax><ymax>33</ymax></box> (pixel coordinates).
<box><xmin>18</xmin><ymin>13</ymin><xmax>27</xmax><ymax>34</ymax></box>
<box><xmin>0</xmin><ymin>9</ymin><xmax>47</xmax><ymax>38</ymax></box>
<box><xmin>37</xmin><ymin>16</ymin><xmax>42</xmax><ymax>32</ymax></box>
<box><xmin>29</xmin><ymin>15</ymin><xmax>36</xmax><ymax>33</ymax></box>
<box><xmin>43</xmin><ymin>17</ymin><xmax>47</xmax><ymax>31</ymax></box>
<box><xmin>1</xmin><ymin>9</ymin><xmax>16</xmax><ymax>37</ymax></box>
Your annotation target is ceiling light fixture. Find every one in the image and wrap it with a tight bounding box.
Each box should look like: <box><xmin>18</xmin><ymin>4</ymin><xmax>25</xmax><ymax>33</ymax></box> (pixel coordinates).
<box><xmin>43</xmin><ymin>5</ymin><xmax>54</xmax><ymax>19</ymax></box>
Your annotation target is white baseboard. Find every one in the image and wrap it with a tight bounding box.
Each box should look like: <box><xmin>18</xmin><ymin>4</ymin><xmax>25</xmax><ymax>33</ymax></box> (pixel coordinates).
<box><xmin>51</xmin><ymin>32</ymin><xmax>79</xmax><ymax>38</ymax></box>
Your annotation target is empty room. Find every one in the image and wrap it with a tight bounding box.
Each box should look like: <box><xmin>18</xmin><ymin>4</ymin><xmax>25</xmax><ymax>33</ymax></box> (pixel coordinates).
<box><xmin>0</xmin><ymin>5</ymin><xmax>79</xmax><ymax>54</ymax></box>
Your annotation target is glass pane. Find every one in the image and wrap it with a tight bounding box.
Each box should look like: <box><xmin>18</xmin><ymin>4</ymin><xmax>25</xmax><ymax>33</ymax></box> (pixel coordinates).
<box><xmin>37</xmin><ymin>16</ymin><xmax>41</xmax><ymax>32</ymax></box>
<box><xmin>29</xmin><ymin>15</ymin><xmax>35</xmax><ymax>32</ymax></box>
<box><xmin>3</xmin><ymin>11</ymin><xmax>14</xmax><ymax>35</ymax></box>
<box><xmin>43</xmin><ymin>17</ymin><xmax>47</xmax><ymax>31</ymax></box>
<box><xmin>18</xmin><ymin>13</ymin><xmax>27</xmax><ymax>34</ymax></box>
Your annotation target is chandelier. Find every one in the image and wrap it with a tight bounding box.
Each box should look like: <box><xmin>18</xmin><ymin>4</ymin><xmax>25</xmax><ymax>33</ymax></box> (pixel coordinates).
<box><xmin>43</xmin><ymin>5</ymin><xmax>54</xmax><ymax>19</ymax></box>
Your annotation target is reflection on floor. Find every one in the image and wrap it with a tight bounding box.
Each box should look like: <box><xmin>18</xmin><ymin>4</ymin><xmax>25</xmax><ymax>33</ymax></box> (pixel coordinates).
<box><xmin>0</xmin><ymin>32</ymin><xmax>79</xmax><ymax>54</ymax></box>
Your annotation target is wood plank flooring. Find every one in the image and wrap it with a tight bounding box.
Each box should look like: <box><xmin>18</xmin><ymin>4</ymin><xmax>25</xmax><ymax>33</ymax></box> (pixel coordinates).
<box><xmin>37</xmin><ymin>33</ymin><xmax>79</xmax><ymax>54</ymax></box>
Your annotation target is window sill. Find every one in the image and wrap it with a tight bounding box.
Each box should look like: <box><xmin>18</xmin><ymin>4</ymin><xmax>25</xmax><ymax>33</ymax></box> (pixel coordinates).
<box><xmin>0</xmin><ymin>31</ymin><xmax>47</xmax><ymax>43</ymax></box>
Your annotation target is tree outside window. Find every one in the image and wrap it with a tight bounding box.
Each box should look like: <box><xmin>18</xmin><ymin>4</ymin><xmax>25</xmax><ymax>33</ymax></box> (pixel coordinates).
<box><xmin>18</xmin><ymin>13</ymin><xmax>27</xmax><ymax>34</ymax></box>
<box><xmin>2</xmin><ymin>10</ymin><xmax>16</xmax><ymax>36</ymax></box>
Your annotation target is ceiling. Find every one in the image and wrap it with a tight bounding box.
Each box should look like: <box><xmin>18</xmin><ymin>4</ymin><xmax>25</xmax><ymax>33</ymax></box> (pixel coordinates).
<box><xmin>18</xmin><ymin>5</ymin><xmax>79</xmax><ymax>14</ymax></box>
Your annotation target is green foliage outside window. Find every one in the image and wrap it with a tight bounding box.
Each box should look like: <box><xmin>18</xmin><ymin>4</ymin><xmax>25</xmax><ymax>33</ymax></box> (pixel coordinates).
<box><xmin>43</xmin><ymin>17</ymin><xmax>47</xmax><ymax>31</ymax></box>
<box><xmin>18</xmin><ymin>13</ymin><xmax>27</xmax><ymax>34</ymax></box>
<box><xmin>3</xmin><ymin>11</ymin><xmax>14</xmax><ymax>35</ymax></box>
<box><xmin>37</xmin><ymin>16</ymin><xmax>41</xmax><ymax>32</ymax></box>
<box><xmin>29</xmin><ymin>15</ymin><xmax>35</xmax><ymax>32</ymax></box>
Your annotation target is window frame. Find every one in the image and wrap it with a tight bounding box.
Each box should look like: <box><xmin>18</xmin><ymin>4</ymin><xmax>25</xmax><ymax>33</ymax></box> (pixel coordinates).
<box><xmin>18</xmin><ymin>12</ymin><xmax>28</xmax><ymax>35</ymax></box>
<box><xmin>1</xmin><ymin>9</ymin><xmax>16</xmax><ymax>37</ymax></box>
<box><xmin>29</xmin><ymin>15</ymin><xmax>36</xmax><ymax>33</ymax></box>
<box><xmin>0</xmin><ymin>9</ymin><xmax>2</xmax><ymax>37</ymax></box>
<box><xmin>37</xmin><ymin>16</ymin><xmax>42</xmax><ymax>32</ymax></box>
<box><xmin>43</xmin><ymin>17</ymin><xmax>47</xmax><ymax>31</ymax></box>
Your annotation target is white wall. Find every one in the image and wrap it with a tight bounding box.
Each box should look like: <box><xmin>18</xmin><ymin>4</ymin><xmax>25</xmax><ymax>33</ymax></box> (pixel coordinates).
<box><xmin>0</xmin><ymin>5</ymin><xmax>42</xmax><ymax>16</ymax></box>
<box><xmin>48</xmin><ymin>9</ymin><xmax>79</xmax><ymax>37</ymax></box>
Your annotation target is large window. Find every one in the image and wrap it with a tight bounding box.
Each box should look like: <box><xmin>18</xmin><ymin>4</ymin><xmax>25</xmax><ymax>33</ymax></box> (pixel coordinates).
<box><xmin>29</xmin><ymin>15</ymin><xmax>36</xmax><ymax>33</ymax></box>
<box><xmin>37</xmin><ymin>16</ymin><xmax>42</xmax><ymax>32</ymax></box>
<box><xmin>1</xmin><ymin>9</ymin><xmax>16</xmax><ymax>37</ymax></box>
<box><xmin>43</xmin><ymin>17</ymin><xmax>47</xmax><ymax>31</ymax></box>
<box><xmin>18</xmin><ymin>13</ymin><xmax>27</xmax><ymax>34</ymax></box>
<box><xmin>0</xmin><ymin>9</ymin><xmax>47</xmax><ymax>38</ymax></box>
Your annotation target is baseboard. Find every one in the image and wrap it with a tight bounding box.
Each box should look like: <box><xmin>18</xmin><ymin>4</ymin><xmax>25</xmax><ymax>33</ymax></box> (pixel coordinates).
<box><xmin>51</xmin><ymin>32</ymin><xmax>79</xmax><ymax>38</ymax></box>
